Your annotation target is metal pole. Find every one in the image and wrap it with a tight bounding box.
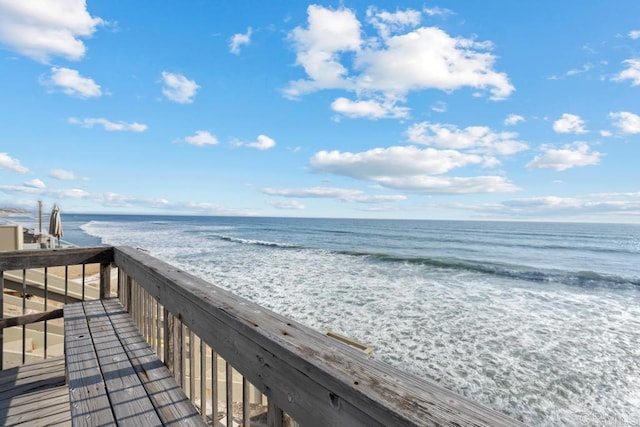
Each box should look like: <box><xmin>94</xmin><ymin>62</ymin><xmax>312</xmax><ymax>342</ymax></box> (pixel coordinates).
<box><xmin>38</xmin><ymin>200</ymin><xmax>42</xmax><ymax>243</ymax></box>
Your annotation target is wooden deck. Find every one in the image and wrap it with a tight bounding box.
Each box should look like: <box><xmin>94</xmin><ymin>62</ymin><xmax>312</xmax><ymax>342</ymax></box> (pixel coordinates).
<box><xmin>0</xmin><ymin>357</ymin><xmax>71</xmax><ymax>426</ymax></box>
<box><xmin>65</xmin><ymin>299</ymin><xmax>205</xmax><ymax>426</ymax></box>
<box><xmin>0</xmin><ymin>247</ymin><xmax>527</xmax><ymax>427</ymax></box>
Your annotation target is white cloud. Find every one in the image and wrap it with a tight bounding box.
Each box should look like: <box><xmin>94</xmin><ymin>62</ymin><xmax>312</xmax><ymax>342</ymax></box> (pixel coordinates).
<box><xmin>0</xmin><ymin>184</ymin><xmax>250</xmax><ymax>216</ymax></box>
<box><xmin>161</xmin><ymin>71</ymin><xmax>199</xmax><ymax>104</ymax></box>
<box><xmin>230</xmin><ymin>27</ymin><xmax>252</xmax><ymax>54</ymax></box>
<box><xmin>566</xmin><ymin>63</ymin><xmax>593</xmax><ymax>76</ymax></box>
<box><xmin>629</xmin><ymin>30</ymin><xmax>640</xmax><ymax>40</ymax></box>
<box><xmin>98</xmin><ymin>195</ymin><xmax>250</xmax><ymax>215</ymax></box>
<box><xmin>423</xmin><ymin>7</ymin><xmax>454</xmax><ymax>18</ymax></box>
<box><xmin>442</xmin><ymin>193</ymin><xmax>640</xmax><ymax>219</ymax></box>
<box><xmin>49</xmin><ymin>169</ymin><xmax>77</xmax><ymax>180</ymax></box>
<box><xmin>57</xmin><ymin>188</ymin><xmax>89</xmax><ymax>198</ymax></box>
<box><xmin>431</xmin><ymin>101</ymin><xmax>447</xmax><ymax>113</ymax></box>
<box><xmin>612</xmin><ymin>58</ymin><xmax>640</xmax><ymax>86</ymax></box>
<box><xmin>366</xmin><ymin>7</ymin><xmax>421</xmax><ymax>39</ymax></box>
<box><xmin>24</xmin><ymin>178</ymin><xmax>45</xmax><ymax>189</ymax></box>
<box><xmin>267</xmin><ymin>199</ymin><xmax>305</xmax><ymax>210</ymax></box>
<box><xmin>0</xmin><ymin>153</ymin><xmax>29</xmax><ymax>173</ymax></box>
<box><xmin>356</xmin><ymin>27</ymin><xmax>513</xmax><ymax>101</ymax></box>
<box><xmin>407</xmin><ymin>122</ymin><xmax>528</xmax><ymax>155</ymax></box>
<box><xmin>68</xmin><ymin>117</ymin><xmax>147</xmax><ymax>132</ymax></box>
<box><xmin>331</xmin><ymin>97</ymin><xmax>409</xmax><ymax>119</ymax></box>
<box><xmin>549</xmin><ymin>63</ymin><xmax>593</xmax><ymax>80</ymax></box>
<box><xmin>504</xmin><ymin>114</ymin><xmax>525</xmax><ymax>126</ymax></box>
<box><xmin>600</xmin><ymin>130</ymin><xmax>613</xmax><ymax>137</ymax></box>
<box><xmin>244</xmin><ymin>135</ymin><xmax>276</xmax><ymax>151</ymax></box>
<box><xmin>285</xmin><ymin>5</ymin><xmax>513</xmax><ymax>103</ymax></box>
<box><xmin>526</xmin><ymin>142</ymin><xmax>602</xmax><ymax>171</ymax></box>
<box><xmin>42</xmin><ymin>67</ymin><xmax>102</xmax><ymax>98</ymax></box>
<box><xmin>262</xmin><ymin>186</ymin><xmax>406</xmax><ymax>203</ymax></box>
<box><xmin>311</xmin><ymin>145</ymin><xmax>484</xmax><ymax>178</ymax></box>
<box><xmin>285</xmin><ymin>5</ymin><xmax>362</xmax><ymax>98</ymax></box>
<box><xmin>609</xmin><ymin>111</ymin><xmax>640</xmax><ymax>134</ymax></box>
<box><xmin>553</xmin><ymin>113</ymin><xmax>587</xmax><ymax>134</ymax></box>
<box><xmin>496</xmin><ymin>193</ymin><xmax>640</xmax><ymax>217</ymax></box>
<box><xmin>0</xmin><ymin>0</ymin><xmax>104</xmax><ymax>62</ymax></box>
<box><xmin>181</xmin><ymin>130</ymin><xmax>219</xmax><ymax>146</ymax></box>
<box><xmin>376</xmin><ymin>175</ymin><xmax>519</xmax><ymax>194</ymax></box>
<box><xmin>0</xmin><ymin>184</ymin><xmax>89</xmax><ymax>199</ymax></box>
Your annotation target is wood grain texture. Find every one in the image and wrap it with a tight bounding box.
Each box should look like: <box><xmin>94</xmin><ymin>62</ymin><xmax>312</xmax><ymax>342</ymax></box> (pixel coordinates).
<box><xmin>64</xmin><ymin>302</ymin><xmax>116</xmax><ymax>426</ymax></box>
<box><xmin>115</xmin><ymin>246</ymin><xmax>526</xmax><ymax>427</ymax></box>
<box><xmin>0</xmin><ymin>357</ymin><xmax>70</xmax><ymax>426</ymax></box>
<box><xmin>0</xmin><ymin>247</ymin><xmax>113</xmax><ymax>271</ymax></box>
<box><xmin>102</xmin><ymin>298</ymin><xmax>206</xmax><ymax>427</ymax></box>
<box><xmin>81</xmin><ymin>299</ymin><xmax>162</xmax><ymax>426</ymax></box>
<box><xmin>0</xmin><ymin>308</ymin><xmax>63</xmax><ymax>330</ymax></box>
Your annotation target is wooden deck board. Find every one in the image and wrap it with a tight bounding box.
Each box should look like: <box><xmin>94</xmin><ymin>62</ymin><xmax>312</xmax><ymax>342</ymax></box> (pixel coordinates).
<box><xmin>81</xmin><ymin>299</ymin><xmax>163</xmax><ymax>426</ymax></box>
<box><xmin>0</xmin><ymin>356</ymin><xmax>71</xmax><ymax>426</ymax></box>
<box><xmin>64</xmin><ymin>299</ymin><xmax>205</xmax><ymax>426</ymax></box>
<box><xmin>64</xmin><ymin>301</ymin><xmax>116</xmax><ymax>426</ymax></box>
<box><xmin>102</xmin><ymin>298</ymin><xmax>205</xmax><ymax>426</ymax></box>
<box><xmin>0</xmin><ymin>356</ymin><xmax>65</xmax><ymax>387</ymax></box>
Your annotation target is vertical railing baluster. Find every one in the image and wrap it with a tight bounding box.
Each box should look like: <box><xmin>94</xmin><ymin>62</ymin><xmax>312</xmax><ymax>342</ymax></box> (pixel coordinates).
<box><xmin>132</xmin><ymin>282</ymin><xmax>136</xmax><ymax>326</ymax></box>
<box><xmin>156</xmin><ymin>300</ymin><xmax>161</xmax><ymax>356</ymax></box>
<box><xmin>136</xmin><ymin>282</ymin><xmax>141</xmax><ymax>327</ymax></box>
<box><xmin>64</xmin><ymin>265</ymin><xmax>68</xmax><ymax>304</ymax></box>
<box><xmin>164</xmin><ymin>308</ymin><xmax>171</xmax><ymax>373</ymax></box>
<box><xmin>133</xmin><ymin>282</ymin><xmax>137</xmax><ymax>325</ymax></box>
<box><xmin>143</xmin><ymin>289</ymin><xmax>147</xmax><ymax>342</ymax></box>
<box><xmin>267</xmin><ymin>400</ymin><xmax>284</xmax><ymax>427</ymax></box>
<box><xmin>148</xmin><ymin>291</ymin><xmax>153</xmax><ymax>346</ymax></box>
<box><xmin>143</xmin><ymin>289</ymin><xmax>148</xmax><ymax>341</ymax></box>
<box><xmin>243</xmin><ymin>377</ymin><xmax>250</xmax><ymax>427</ymax></box>
<box><xmin>189</xmin><ymin>329</ymin><xmax>195</xmax><ymax>400</ymax></box>
<box><xmin>140</xmin><ymin>285</ymin><xmax>144</xmax><ymax>333</ymax></box>
<box><xmin>139</xmin><ymin>284</ymin><xmax>143</xmax><ymax>330</ymax></box>
<box><xmin>226</xmin><ymin>362</ymin><xmax>233</xmax><ymax>427</ymax></box>
<box><xmin>117</xmin><ymin>268</ymin><xmax>122</xmax><ymax>301</ymax></box>
<box><xmin>212</xmin><ymin>348</ymin><xmax>218</xmax><ymax>426</ymax></box>
<box><xmin>149</xmin><ymin>296</ymin><xmax>154</xmax><ymax>350</ymax></box>
<box><xmin>81</xmin><ymin>264</ymin><xmax>85</xmax><ymax>301</ymax></box>
<box><xmin>126</xmin><ymin>275</ymin><xmax>132</xmax><ymax>313</ymax></box>
<box><xmin>21</xmin><ymin>270</ymin><xmax>27</xmax><ymax>365</ymax></box>
<box><xmin>200</xmin><ymin>339</ymin><xmax>207</xmax><ymax>421</ymax></box>
<box><xmin>180</xmin><ymin>321</ymin><xmax>186</xmax><ymax>389</ymax></box>
<box><xmin>43</xmin><ymin>267</ymin><xmax>48</xmax><ymax>360</ymax></box>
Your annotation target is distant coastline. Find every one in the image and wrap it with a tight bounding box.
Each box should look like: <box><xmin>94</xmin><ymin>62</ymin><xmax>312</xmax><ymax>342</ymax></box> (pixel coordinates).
<box><xmin>0</xmin><ymin>207</ymin><xmax>30</xmax><ymax>216</ymax></box>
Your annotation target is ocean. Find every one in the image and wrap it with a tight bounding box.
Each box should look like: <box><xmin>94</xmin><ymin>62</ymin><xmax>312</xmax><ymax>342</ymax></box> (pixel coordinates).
<box><xmin>32</xmin><ymin>214</ymin><xmax>640</xmax><ymax>425</ymax></box>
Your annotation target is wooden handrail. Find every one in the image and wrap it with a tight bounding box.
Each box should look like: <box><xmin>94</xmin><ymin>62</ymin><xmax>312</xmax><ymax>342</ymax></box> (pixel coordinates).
<box><xmin>114</xmin><ymin>246</ymin><xmax>524</xmax><ymax>426</ymax></box>
<box><xmin>0</xmin><ymin>247</ymin><xmax>113</xmax><ymax>271</ymax></box>
<box><xmin>0</xmin><ymin>246</ymin><xmax>525</xmax><ymax>426</ymax></box>
<box><xmin>0</xmin><ymin>247</ymin><xmax>114</xmax><ymax>369</ymax></box>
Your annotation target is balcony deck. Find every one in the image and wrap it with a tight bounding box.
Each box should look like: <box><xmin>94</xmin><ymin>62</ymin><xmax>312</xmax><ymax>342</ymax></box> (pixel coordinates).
<box><xmin>0</xmin><ymin>357</ymin><xmax>70</xmax><ymax>426</ymax></box>
<box><xmin>0</xmin><ymin>247</ymin><xmax>526</xmax><ymax>426</ymax></box>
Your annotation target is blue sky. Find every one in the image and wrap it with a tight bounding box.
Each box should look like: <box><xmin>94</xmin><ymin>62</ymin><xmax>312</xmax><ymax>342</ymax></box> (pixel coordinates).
<box><xmin>1</xmin><ymin>1</ymin><xmax>639</xmax><ymax>222</ymax></box>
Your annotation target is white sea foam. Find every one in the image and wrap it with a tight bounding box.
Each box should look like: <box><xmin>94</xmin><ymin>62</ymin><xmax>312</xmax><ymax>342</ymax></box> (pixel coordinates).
<box><xmin>81</xmin><ymin>219</ymin><xmax>640</xmax><ymax>426</ymax></box>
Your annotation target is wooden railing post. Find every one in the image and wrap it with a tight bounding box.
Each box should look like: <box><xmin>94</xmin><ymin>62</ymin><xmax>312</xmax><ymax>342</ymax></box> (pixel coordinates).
<box><xmin>99</xmin><ymin>263</ymin><xmax>111</xmax><ymax>299</ymax></box>
<box><xmin>267</xmin><ymin>400</ymin><xmax>284</xmax><ymax>427</ymax></box>
<box><xmin>126</xmin><ymin>276</ymin><xmax>132</xmax><ymax>312</ymax></box>
<box><xmin>165</xmin><ymin>309</ymin><xmax>174</xmax><ymax>377</ymax></box>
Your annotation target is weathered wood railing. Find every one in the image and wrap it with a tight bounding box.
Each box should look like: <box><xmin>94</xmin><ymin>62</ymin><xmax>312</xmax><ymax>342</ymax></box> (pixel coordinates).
<box><xmin>0</xmin><ymin>247</ymin><xmax>113</xmax><ymax>369</ymax></box>
<box><xmin>0</xmin><ymin>247</ymin><xmax>525</xmax><ymax>426</ymax></box>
